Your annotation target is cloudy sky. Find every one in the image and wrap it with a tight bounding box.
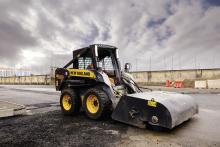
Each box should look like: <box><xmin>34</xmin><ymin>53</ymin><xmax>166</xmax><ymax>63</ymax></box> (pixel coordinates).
<box><xmin>0</xmin><ymin>0</ymin><xmax>220</xmax><ymax>73</ymax></box>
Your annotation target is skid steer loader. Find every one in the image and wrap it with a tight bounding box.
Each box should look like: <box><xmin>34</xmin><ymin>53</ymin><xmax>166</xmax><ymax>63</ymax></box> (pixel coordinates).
<box><xmin>55</xmin><ymin>44</ymin><xmax>198</xmax><ymax>129</ymax></box>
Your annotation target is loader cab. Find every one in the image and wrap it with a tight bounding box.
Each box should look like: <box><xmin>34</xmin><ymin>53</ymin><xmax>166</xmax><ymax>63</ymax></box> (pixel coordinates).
<box><xmin>72</xmin><ymin>44</ymin><xmax>121</xmax><ymax>85</ymax></box>
<box><xmin>72</xmin><ymin>47</ymin><xmax>94</xmax><ymax>70</ymax></box>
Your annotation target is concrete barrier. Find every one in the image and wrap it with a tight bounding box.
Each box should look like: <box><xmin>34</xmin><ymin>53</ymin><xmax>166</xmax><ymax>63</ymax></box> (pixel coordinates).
<box><xmin>207</xmin><ymin>79</ymin><xmax>220</xmax><ymax>89</ymax></box>
<box><xmin>0</xmin><ymin>75</ymin><xmax>51</xmax><ymax>85</ymax></box>
<box><xmin>195</xmin><ymin>80</ymin><xmax>207</xmax><ymax>89</ymax></box>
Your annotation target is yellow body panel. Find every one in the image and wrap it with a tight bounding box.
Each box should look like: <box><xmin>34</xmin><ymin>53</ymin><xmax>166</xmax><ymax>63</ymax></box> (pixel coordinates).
<box><xmin>67</xmin><ymin>69</ymin><xmax>96</xmax><ymax>79</ymax></box>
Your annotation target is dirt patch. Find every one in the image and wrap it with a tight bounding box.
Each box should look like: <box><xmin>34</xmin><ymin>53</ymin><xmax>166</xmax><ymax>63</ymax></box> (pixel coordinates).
<box><xmin>0</xmin><ymin>111</ymin><xmax>127</xmax><ymax>147</ymax></box>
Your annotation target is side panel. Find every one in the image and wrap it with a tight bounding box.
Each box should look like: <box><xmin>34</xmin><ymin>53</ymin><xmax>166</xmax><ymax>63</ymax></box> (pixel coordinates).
<box><xmin>55</xmin><ymin>68</ymin><xmax>68</xmax><ymax>91</ymax></box>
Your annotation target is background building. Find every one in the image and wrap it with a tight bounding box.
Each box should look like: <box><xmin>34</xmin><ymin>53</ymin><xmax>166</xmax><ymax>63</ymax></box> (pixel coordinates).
<box><xmin>0</xmin><ymin>67</ymin><xmax>31</xmax><ymax>77</ymax></box>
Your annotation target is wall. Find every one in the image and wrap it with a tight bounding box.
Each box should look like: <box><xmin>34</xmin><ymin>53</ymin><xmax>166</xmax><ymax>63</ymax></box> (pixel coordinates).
<box><xmin>1</xmin><ymin>68</ymin><xmax>220</xmax><ymax>87</ymax></box>
<box><xmin>0</xmin><ymin>75</ymin><xmax>51</xmax><ymax>85</ymax></box>
<box><xmin>131</xmin><ymin>68</ymin><xmax>220</xmax><ymax>86</ymax></box>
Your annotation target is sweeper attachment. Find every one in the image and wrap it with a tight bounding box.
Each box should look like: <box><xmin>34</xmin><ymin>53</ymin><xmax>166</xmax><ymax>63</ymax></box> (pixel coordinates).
<box><xmin>55</xmin><ymin>44</ymin><xmax>198</xmax><ymax>129</ymax></box>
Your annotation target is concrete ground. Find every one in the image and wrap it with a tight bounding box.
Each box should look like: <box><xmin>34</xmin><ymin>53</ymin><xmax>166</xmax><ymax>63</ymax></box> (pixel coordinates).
<box><xmin>0</xmin><ymin>100</ymin><xmax>26</xmax><ymax>117</ymax></box>
<box><xmin>0</xmin><ymin>85</ymin><xmax>59</xmax><ymax>115</ymax></box>
<box><xmin>0</xmin><ymin>85</ymin><xmax>220</xmax><ymax>147</ymax></box>
<box><xmin>143</xmin><ymin>85</ymin><xmax>220</xmax><ymax>94</ymax></box>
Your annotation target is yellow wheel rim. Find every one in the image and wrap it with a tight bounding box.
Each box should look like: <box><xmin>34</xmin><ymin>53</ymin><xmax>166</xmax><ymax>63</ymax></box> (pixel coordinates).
<box><xmin>86</xmin><ymin>95</ymin><xmax>99</xmax><ymax>114</ymax></box>
<box><xmin>62</xmin><ymin>94</ymin><xmax>72</xmax><ymax>111</ymax></box>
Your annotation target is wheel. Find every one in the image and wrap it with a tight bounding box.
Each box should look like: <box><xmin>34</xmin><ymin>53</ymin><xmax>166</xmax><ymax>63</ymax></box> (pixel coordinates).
<box><xmin>60</xmin><ymin>88</ymin><xmax>80</xmax><ymax>115</ymax></box>
<box><xmin>83</xmin><ymin>87</ymin><xmax>111</xmax><ymax>119</ymax></box>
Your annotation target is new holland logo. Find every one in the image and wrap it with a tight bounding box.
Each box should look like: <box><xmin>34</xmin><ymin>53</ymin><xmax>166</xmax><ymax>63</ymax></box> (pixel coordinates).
<box><xmin>71</xmin><ymin>71</ymin><xmax>91</xmax><ymax>76</ymax></box>
<box><xmin>67</xmin><ymin>69</ymin><xmax>95</xmax><ymax>78</ymax></box>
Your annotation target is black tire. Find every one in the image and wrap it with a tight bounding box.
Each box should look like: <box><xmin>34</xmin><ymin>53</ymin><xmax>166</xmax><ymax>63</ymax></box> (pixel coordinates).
<box><xmin>83</xmin><ymin>87</ymin><xmax>111</xmax><ymax>120</ymax></box>
<box><xmin>60</xmin><ymin>88</ymin><xmax>80</xmax><ymax>115</ymax></box>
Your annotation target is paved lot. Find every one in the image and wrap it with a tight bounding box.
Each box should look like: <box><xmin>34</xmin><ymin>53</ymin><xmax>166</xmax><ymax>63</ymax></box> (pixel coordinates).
<box><xmin>0</xmin><ymin>85</ymin><xmax>59</xmax><ymax>114</ymax></box>
<box><xmin>0</xmin><ymin>85</ymin><xmax>220</xmax><ymax>147</ymax></box>
<box><xmin>143</xmin><ymin>86</ymin><xmax>220</xmax><ymax>94</ymax></box>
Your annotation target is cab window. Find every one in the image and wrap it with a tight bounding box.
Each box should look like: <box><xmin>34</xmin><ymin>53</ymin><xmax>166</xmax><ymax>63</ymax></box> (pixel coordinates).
<box><xmin>78</xmin><ymin>57</ymin><xmax>93</xmax><ymax>69</ymax></box>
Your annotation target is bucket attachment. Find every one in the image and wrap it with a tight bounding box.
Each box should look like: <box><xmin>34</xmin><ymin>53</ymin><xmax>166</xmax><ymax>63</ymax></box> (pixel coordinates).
<box><xmin>111</xmin><ymin>91</ymin><xmax>198</xmax><ymax>129</ymax></box>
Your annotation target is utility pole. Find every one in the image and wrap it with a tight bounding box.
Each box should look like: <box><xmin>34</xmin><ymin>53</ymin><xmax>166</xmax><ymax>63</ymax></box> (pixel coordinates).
<box><xmin>146</xmin><ymin>54</ymin><xmax>148</xmax><ymax>71</ymax></box>
<box><xmin>135</xmin><ymin>58</ymin><xmax>137</xmax><ymax>71</ymax></box>
<box><xmin>213</xmin><ymin>54</ymin><xmax>215</xmax><ymax>68</ymax></box>
<box><xmin>195</xmin><ymin>56</ymin><xmax>197</xmax><ymax>70</ymax></box>
<box><xmin>149</xmin><ymin>56</ymin><xmax>151</xmax><ymax>71</ymax></box>
<box><xmin>164</xmin><ymin>56</ymin><xmax>166</xmax><ymax>70</ymax></box>
<box><xmin>179</xmin><ymin>54</ymin><xmax>181</xmax><ymax>70</ymax></box>
<box><xmin>171</xmin><ymin>55</ymin><xmax>173</xmax><ymax>71</ymax></box>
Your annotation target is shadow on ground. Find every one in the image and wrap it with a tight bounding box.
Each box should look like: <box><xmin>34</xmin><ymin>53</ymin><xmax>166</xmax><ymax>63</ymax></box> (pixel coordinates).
<box><xmin>0</xmin><ymin>111</ymin><xmax>128</xmax><ymax>147</ymax></box>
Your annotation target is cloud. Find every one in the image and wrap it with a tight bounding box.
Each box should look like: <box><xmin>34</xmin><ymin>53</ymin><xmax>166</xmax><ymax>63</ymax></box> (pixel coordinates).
<box><xmin>157</xmin><ymin>0</ymin><xmax>220</xmax><ymax>70</ymax></box>
<box><xmin>0</xmin><ymin>0</ymin><xmax>37</xmax><ymax>66</ymax></box>
<box><xmin>0</xmin><ymin>0</ymin><xmax>219</xmax><ymax>73</ymax></box>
